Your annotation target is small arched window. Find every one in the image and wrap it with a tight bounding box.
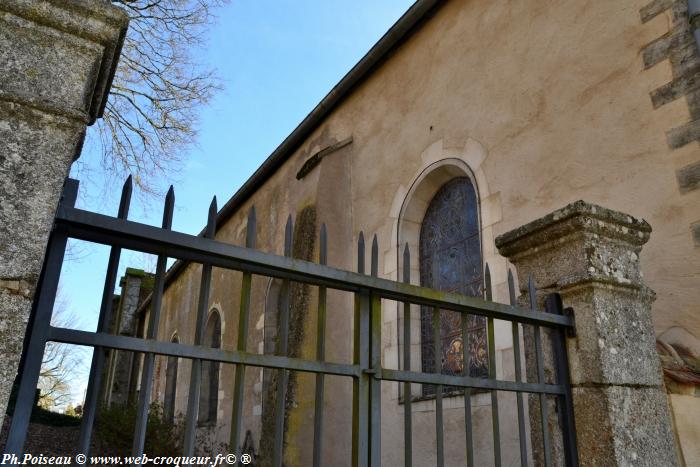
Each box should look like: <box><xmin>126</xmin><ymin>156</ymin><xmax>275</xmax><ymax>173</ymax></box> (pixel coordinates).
<box><xmin>164</xmin><ymin>335</ymin><xmax>179</xmax><ymax>423</ymax></box>
<box><xmin>199</xmin><ymin>310</ymin><xmax>221</xmax><ymax>424</ymax></box>
<box><xmin>419</xmin><ymin>177</ymin><xmax>487</xmax><ymax>396</ymax></box>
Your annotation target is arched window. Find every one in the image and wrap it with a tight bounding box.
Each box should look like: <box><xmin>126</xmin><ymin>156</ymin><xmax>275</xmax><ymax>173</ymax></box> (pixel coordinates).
<box><xmin>199</xmin><ymin>310</ymin><xmax>221</xmax><ymax>424</ymax></box>
<box><xmin>164</xmin><ymin>335</ymin><xmax>179</xmax><ymax>423</ymax></box>
<box><xmin>419</xmin><ymin>177</ymin><xmax>487</xmax><ymax>396</ymax></box>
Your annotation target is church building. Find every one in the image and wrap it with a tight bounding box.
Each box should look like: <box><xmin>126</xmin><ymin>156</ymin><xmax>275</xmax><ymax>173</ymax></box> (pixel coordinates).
<box><xmin>125</xmin><ymin>0</ymin><xmax>700</xmax><ymax>464</ymax></box>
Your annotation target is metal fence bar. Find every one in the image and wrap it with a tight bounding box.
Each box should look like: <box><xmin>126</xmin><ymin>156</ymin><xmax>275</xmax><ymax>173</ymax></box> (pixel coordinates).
<box><xmin>48</xmin><ymin>326</ymin><xmax>358</xmax><ymax>376</ymax></box>
<box><xmin>369</xmin><ymin>235</ymin><xmax>381</xmax><ymax>467</ymax></box>
<box><xmin>485</xmin><ymin>265</ymin><xmax>502</xmax><ymax>467</ymax></box>
<box><xmin>402</xmin><ymin>244</ymin><xmax>412</xmax><ymax>467</ymax></box>
<box><xmin>183</xmin><ymin>197</ymin><xmax>217</xmax><ymax>457</ymax></box>
<box><xmin>10</xmin><ymin>176</ymin><xmax>580</xmax><ymax>466</ymax></box>
<box><xmin>432</xmin><ymin>307</ymin><xmax>444</xmax><ymax>467</ymax></box>
<box><xmin>132</xmin><ymin>186</ymin><xmax>174</xmax><ymax>455</ymax></box>
<box><xmin>546</xmin><ymin>294</ymin><xmax>579</xmax><ymax>467</ymax></box>
<box><xmin>356</xmin><ymin>288</ymin><xmax>371</xmax><ymax>467</ymax></box>
<box><xmin>530</xmin><ymin>276</ymin><xmax>552</xmax><ymax>467</ymax></box>
<box><xmin>380</xmin><ymin>369</ymin><xmax>565</xmax><ymax>394</ymax></box>
<box><xmin>272</xmin><ymin>215</ymin><xmax>293</xmax><ymax>467</ymax></box>
<box><xmin>312</xmin><ymin>224</ymin><xmax>328</xmax><ymax>467</ymax></box>
<box><xmin>55</xmin><ymin>207</ymin><xmax>573</xmax><ymax>328</ymax></box>
<box><xmin>352</xmin><ymin>233</ymin><xmax>370</xmax><ymax>467</ymax></box>
<box><xmin>509</xmin><ymin>270</ymin><xmax>528</xmax><ymax>467</ymax></box>
<box><xmin>229</xmin><ymin>207</ymin><xmax>256</xmax><ymax>459</ymax></box>
<box><xmin>462</xmin><ymin>306</ymin><xmax>474</xmax><ymax>467</ymax></box>
<box><xmin>3</xmin><ymin>179</ymin><xmax>78</xmax><ymax>458</ymax></box>
<box><xmin>77</xmin><ymin>176</ymin><xmax>133</xmax><ymax>455</ymax></box>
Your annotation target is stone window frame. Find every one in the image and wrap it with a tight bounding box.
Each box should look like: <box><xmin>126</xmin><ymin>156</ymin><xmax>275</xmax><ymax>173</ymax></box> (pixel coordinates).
<box><xmin>397</xmin><ymin>157</ymin><xmax>485</xmax><ymax>401</ymax></box>
<box><xmin>163</xmin><ymin>332</ymin><xmax>180</xmax><ymax>423</ymax></box>
<box><xmin>383</xmin><ymin>138</ymin><xmax>508</xmax><ymax>411</ymax></box>
<box><xmin>198</xmin><ymin>308</ymin><xmax>222</xmax><ymax>426</ymax></box>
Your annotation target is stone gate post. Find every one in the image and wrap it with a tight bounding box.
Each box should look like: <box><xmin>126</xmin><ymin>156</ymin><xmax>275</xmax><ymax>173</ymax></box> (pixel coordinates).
<box><xmin>495</xmin><ymin>201</ymin><xmax>679</xmax><ymax>466</ymax></box>
<box><xmin>0</xmin><ymin>0</ymin><xmax>128</xmax><ymax>424</ymax></box>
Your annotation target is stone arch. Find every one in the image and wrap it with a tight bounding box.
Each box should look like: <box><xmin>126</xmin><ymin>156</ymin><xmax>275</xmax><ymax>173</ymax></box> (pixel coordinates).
<box><xmin>397</xmin><ymin>159</ymin><xmax>487</xmax><ymax>395</ymax></box>
<box><xmin>199</xmin><ymin>309</ymin><xmax>221</xmax><ymax>424</ymax></box>
<box><xmin>397</xmin><ymin>157</ymin><xmax>483</xmax><ymax>275</ymax></box>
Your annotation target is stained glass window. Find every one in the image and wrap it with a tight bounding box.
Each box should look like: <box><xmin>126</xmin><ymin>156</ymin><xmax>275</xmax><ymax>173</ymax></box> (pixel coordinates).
<box><xmin>419</xmin><ymin>177</ymin><xmax>487</xmax><ymax>396</ymax></box>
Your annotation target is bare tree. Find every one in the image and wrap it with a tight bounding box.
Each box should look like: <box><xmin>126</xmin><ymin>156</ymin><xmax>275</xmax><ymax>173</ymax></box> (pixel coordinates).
<box><xmin>38</xmin><ymin>294</ymin><xmax>87</xmax><ymax>411</ymax></box>
<box><xmin>80</xmin><ymin>0</ymin><xmax>227</xmax><ymax>196</ymax></box>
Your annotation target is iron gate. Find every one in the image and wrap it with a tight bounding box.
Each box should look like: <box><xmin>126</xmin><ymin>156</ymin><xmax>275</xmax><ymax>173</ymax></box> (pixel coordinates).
<box><xmin>3</xmin><ymin>177</ymin><xmax>578</xmax><ymax>466</ymax></box>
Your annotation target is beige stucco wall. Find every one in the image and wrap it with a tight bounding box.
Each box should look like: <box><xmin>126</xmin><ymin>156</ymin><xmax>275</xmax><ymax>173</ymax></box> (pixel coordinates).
<box><xmin>153</xmin><ymin>0</ymin><xmax>700</xmax><ymax>465</ymax></box>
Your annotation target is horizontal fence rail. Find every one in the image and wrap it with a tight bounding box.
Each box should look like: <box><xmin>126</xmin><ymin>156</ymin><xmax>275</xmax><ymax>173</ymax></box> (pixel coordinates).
<box><xmin>4</xmin><ymin>177</ymin><xmax>578</xmax><ymax>467</ymax></box>
<box><xmin>54</xmin><ymin>206</ymin><xmax>572</xmax><ymax>328</ymax></box>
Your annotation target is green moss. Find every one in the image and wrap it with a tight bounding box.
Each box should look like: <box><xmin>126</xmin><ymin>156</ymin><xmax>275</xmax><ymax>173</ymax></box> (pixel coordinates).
<box><xmin>258</xmin><ymin>205</ymin><xmax>317</xmax><ymax>467</ymax></box>
<box><xmin>124</xmin><ymin>267</ymin><xmax>146</xmax><ymax>277</ymax></box>
<box><xmin>94</xmin><ymin>402</ymin><xmax>183</xmax><ymax>455</ymax></box>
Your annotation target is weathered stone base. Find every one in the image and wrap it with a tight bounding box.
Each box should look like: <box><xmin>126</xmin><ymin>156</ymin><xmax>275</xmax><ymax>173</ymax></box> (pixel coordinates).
<box><xmin>572</xmin><ymin>386</ymin><xmax>678</xmax><ymax>467</ymax></box>
<box><xmin>497</xmin><ymin>201</ymin><xmax>680</xmax><ymax>466</ymax></box>
<box><xmin>0</xmin><ymin>291</ymin><xmax>32</xmax><ymax>419</ymax></box>
<box><xmin>561</xmin><ymin>284</ymin><xmax>660</xmax><ymax>387</ymax></box>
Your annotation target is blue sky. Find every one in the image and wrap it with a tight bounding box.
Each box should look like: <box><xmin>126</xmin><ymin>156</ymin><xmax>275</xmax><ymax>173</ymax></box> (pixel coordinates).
<box><xmin>58</xmin><ymin>0</ymin><xmax>415</xmax><ymax>404</ymax></box>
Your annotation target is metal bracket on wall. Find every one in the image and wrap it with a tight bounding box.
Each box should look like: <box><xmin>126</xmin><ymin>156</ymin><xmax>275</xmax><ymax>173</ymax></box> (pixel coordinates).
<box><xmin>296</xmin><ymin>136</ymin><xmax>353</xmax><ymax>180</ymax></box>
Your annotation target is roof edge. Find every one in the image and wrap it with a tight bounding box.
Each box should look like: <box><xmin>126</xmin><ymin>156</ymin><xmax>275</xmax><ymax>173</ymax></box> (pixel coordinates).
<box><xmin>139</xmin><ymin>0</ymin><xmax>446</xmax><ymax>313</ymax></box>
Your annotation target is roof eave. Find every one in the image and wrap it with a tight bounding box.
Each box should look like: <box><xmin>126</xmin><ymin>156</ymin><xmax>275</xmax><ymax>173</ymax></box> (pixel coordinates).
<box><xmin>137</xmin><ymin>0</ymin><xmax>446</xmax><ymax>315</ymax></box>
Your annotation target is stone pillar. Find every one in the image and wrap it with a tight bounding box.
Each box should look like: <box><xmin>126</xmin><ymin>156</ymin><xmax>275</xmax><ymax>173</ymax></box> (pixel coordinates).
<box><xmin>0</xmin><ymin>0</ymin><xmax>128</xmax><ymax>423</ymax></box>
<box><xmin>495</xmin><ymin>201</ymin><xmax>679</xmax><ymax>467</ymax></box>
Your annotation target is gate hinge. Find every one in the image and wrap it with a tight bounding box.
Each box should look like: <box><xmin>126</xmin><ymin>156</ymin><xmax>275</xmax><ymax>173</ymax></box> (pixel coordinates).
<box><xmin>363</xmin><ymin>367</ymin><xmax>380</xmax><ymax>379</ymax></box>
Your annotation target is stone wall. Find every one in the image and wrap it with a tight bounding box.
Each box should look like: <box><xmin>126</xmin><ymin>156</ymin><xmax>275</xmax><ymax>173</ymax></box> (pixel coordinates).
<box><xmin>103</xmin><ymin>269</ymin><xmax>154</xmax><ymax>407</ymax></box>
<box><xmin>0</xmin><ymin>0</ymin><xmax>128</xmax><ymax>425</ymax></box>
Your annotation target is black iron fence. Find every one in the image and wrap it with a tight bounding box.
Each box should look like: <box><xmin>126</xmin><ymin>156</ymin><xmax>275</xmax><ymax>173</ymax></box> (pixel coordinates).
<box><xmin>3</xmin><ymin>177</ymin><xmax>578</xmax><ymax>467</ymax></box>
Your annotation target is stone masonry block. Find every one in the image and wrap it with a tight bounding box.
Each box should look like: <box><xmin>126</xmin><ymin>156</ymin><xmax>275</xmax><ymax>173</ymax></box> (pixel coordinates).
<box><xmin>0</xmin><ymin>0</ymin><xmax>128</xmax><ymax>123</ymax></box>
<box><xmin>0</xmin><ymin>290</ymin><xmax>32</xmax><ymax>416</ymax></box>
<box><xmin>0</xmin><ymin>102</ymin><xmax>82</xmax><ymax>284</ymax></box>
<box><xmin>572</xmin><ymin>386</ymin><xmax>678</xmax><ymax>467</ymax></box>
<box><xmin>562</xmin><ymin>284</ymin><xmax>662</xmax><ymax>387</ymax></box>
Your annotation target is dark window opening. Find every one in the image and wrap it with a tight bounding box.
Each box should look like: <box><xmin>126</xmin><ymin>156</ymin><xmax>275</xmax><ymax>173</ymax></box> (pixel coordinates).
<box><xmin>199</xmin><ymin>311</ymin><xmax>221</xmax><ymax>424</ymax></box>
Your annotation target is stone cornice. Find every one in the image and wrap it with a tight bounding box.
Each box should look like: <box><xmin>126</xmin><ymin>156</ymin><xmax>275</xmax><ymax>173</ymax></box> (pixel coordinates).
<box><xmin>495</xmin><ymin>200</ymin><xmax>651</xmax><ymax>260</ymax></box>
<box><xmin>0</xmin><ymin>0</ymin><xmax>128</xmax><ymax>125</ymax></box>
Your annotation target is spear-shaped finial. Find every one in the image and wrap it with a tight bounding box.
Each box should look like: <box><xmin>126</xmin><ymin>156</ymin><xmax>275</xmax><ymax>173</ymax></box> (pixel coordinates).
<box><xmin>162</xmin><ymin>185</ymin><xmax>175</xmax><ymax>230</ymax></box>
<box><xmin>371</xmin><ymin>234</ymin><xmax>378</xmax><ymax>277</ymax></box>
<box><xmin>403</xmin><ymin>243</ymin><xmax>410</xmax><ymax>284</ymax></box>
<box><xmin>284</xmin><ymin>214</ymin><xmax>293</xmax><ymax>257</ymax></box>
<box><xmin>246</xmin><ymin>206</ymin><xmax>256</xmax><ymax>249</ymax></box>
<box><xmin>118</xmin><ymin>175</ymin><xmax>133</xmax><ymax>219</ymax></box>
<box><xmin>205</xmin><ymin>196</ymin><xmax>217</xmax><ymax>238</ymax></box>
<box><xmin>528</xmin><ymin>274</ymin><xmax>537</xmax><ymax>311</ymax></box>
<box><xmin>357</xmin><ymin>231</ymin><xmax>365</xmax><ymax>274</ymax></box>
<box><xmin>320</xmin><ymin>223</ymin><xmax>327</xmax><ymax>266</ymax></box>
<box><xmin>507</xmin><ymin>269</ymin><xmax>516</xmax><ymax>306</ymax></box>
<box><xmin>484</xmin><ymin>263</ymin><xmax>492</xmax><ymax>301</ymax></box>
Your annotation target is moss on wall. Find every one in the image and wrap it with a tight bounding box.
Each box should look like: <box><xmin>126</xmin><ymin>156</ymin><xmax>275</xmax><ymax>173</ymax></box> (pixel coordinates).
<box><xmin>258</xmin><ymin>205</ymin><xmax>317</xmax><ymax>467</ymax></box>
